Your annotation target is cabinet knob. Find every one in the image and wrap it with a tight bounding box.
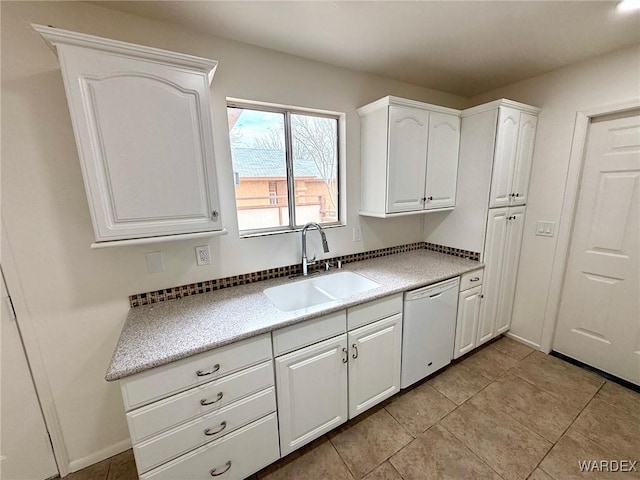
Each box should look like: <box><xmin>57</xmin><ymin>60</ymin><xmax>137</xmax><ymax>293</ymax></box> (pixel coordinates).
<box><xmin>515</xmin><ymin>193</ymin><xmax>520</xmax><ymax>197</ymax></box>
<box><xmin>480</xmin><ymin>294</ymin><xmax>484</xmax><ymax>298</ymax></box>
<box><xmin>211</xmin><ymin>210</ymin><xmax>219</xmax><ymax>219</ymax></box>
<box><xmin>427</xmin><ymin>196</ymin><xmax>433</xmax><ymax>201</ymax></box>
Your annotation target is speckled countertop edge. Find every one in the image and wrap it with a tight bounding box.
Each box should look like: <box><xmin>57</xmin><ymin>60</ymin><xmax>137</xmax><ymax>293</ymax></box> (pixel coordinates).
<box><xmin>106</xmin><ymin>250</ymin><xmax>483</xmax><ymax>381</ymax></box>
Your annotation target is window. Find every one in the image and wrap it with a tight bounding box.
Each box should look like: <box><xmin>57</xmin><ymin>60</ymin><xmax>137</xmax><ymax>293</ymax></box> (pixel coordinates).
<box><xmin>227</xmin><ymin>101</ymin><xmax>341</xmax><ymax>235</ymax></box>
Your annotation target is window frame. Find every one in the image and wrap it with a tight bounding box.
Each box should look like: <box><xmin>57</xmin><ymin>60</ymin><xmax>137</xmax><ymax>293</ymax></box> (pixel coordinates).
<box><xmin>227</xmin><ymin>99</ymin><xmax>343</xmax><ymax>237</ymax></box>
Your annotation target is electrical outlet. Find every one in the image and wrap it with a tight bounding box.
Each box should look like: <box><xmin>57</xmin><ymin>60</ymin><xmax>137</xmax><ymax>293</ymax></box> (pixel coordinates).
<box><xmin>353</xmin><ymin>226</ymin><xmax>362</xmax><ymax>242</ymax></box>
<box><xmin>195</xmin><ymin>245</ymin><xmax>211</xmax><ymax>266</ymax></box>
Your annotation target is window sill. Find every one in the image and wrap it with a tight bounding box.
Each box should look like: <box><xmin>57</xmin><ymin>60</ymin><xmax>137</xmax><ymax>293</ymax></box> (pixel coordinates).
<box><xmin>239</xmin><ymin>223</ymin><xmax>345</xmax><ymax>239</ymax></box>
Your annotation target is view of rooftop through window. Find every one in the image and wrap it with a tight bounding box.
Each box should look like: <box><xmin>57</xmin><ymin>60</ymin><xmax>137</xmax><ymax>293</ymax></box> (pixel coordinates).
<box><xmin>227</xmin><ymin>105</ymin><xmax>339</xmax><ymax>233</ymax></box>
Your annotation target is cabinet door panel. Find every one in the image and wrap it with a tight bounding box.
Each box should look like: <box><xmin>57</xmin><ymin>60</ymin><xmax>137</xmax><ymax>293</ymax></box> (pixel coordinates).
<box><xmin>348</xmin><ymin>314</ymin><xmax>402</xmax><ymax>419</ymax></box>
<box><xmin>478</xmin><ymin>208</ymin><xmax>509</xmax><ymax>345</ymax></box>
<box><xmin>386</xmin><ymin>106</ymin><xmax>429</xmax><ymax>213</ymax></box>
<box><xmin>489</xmin><ymin>107</ymin><xmax>520</xmax><ymax>208</ymax></box>
<box><xmin>275</xmin><ymin>335</ymin><xmax>347</xmax><ymax>456</ymax></box>
<box><xmin>495</xmin><ymin>206</ymin><xmax>526</xmax><ymax>335</ymax></box>
<box><xmin>425</xmin><ymin>112</ymin><xmax>460</xmax><ymax>209</ymax></box>
<box><xmin>511</xmin><ymin>114</ymin><xmax>538</xmax><ymax>205</ymax></box>
<box><xmin>454</xmin><ymin>286</ymin><xmax>482</xmax><ymax>359</ymax></box>
<box><xmin>57</xmin><ymin>44</ymin><xmax>221</xmax><ymax>241</ymax></box>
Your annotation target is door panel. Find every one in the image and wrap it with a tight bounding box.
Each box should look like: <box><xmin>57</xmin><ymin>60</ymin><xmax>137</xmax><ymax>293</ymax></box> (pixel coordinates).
<box><xmin>1</xmin><ymin>272</ymin><xmax>58</xmax><ymax>480</ymax></box>
<box><xmin>495</xmin><ymin>206</ymin><xmax>526</xmax><ymax>335</ymax></box>
<box><xmin>275</xmin><ymin>335</ymin><xmax>348</xmax><ymax>456</ymax></box>
<box><xmin>454</xmin><ymin>286</ymin><xmax>482</xmax><ymax>359</ymax></box>
<box><xmin>425</xmin><ymin>112</ymin><xmax>460</xmax><ymax>209</ymax></box>
<box><xmin>554</xmin><ymin>111</ymin><xmax>640</xmax><ymax>385</ymax></box>
<box><xmin>489</xmin><ymin>107</ymin><xmax>520</xmax><ymax>208</ymax></box>
<box><xmin>511</xmin><ymin>113</ymin><xmax>537</xmax><ymax>205</ymax></box>
<box><xmin>386</xmin><ymin>106</ymin><xmax>429</xmax><ymax>213</ymax></box>
<box><xmin>348</xmin><ymin>314</ymin><xmax>402</xmax><ymax>419</ymax></box>
<box><xmin>478</xmin><ymin>208</ymin><xmax>509</xmax><ymax>345</ymax></box>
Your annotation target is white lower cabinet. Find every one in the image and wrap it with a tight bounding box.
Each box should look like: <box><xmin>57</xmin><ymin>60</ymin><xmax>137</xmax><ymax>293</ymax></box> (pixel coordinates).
<box><xmin>121</xmin><ymin>334</ymin><xmax>279</xmax><ymax>478</ymax></box>
<box><xmin>140</xmin><ymin>413</ymin><xmax>279</xmax><ymax>480</ymax></box>
<box><xmin>274</xmin><ymin>294</ymin><xmax>403</xmax><ymax>457</ymax></box>
<box><xmin>453</xmin><ymin>269</ymin><xmax>484</xmax><ymax>359</ymax></box>
<box><xmin>348</xmin><ymin>313</ymin><xmax>402</xmax><ymax>419</ymax></box>
<box><xmin>275</xmin><ymin>334</ymin><xmax>348</xmax><ymax>457</ymax></box>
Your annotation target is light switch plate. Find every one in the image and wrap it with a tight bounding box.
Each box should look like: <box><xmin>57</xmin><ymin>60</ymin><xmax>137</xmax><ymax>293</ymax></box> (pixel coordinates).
<box><xmin>145</xmin><ymin>251</ymin><xmax>165</xmax><ymax>273</ymax></box>
<box><xmin>536</xmin><ymin>221</ymin><xmax>556</xmax><ymax>237</ymax></box>
<box><xmin>353</xmin><ymin>226</ymin><xmax>362</xmax><ymax>242</ymax></box>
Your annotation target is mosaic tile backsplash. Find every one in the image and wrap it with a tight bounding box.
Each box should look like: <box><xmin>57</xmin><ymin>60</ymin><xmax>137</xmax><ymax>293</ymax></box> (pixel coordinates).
<box><xmin>129</xmin><ymin>242</ymin><xmax>480</xmax><ymax>307</ymax></box>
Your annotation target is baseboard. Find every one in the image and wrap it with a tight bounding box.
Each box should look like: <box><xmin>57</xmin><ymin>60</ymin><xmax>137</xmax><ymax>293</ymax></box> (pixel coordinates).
<box><xmin>67</xmin><ymin>438</ymin><xmax>132</xmax><ymax>474</ymax></box>
<box><xmin>551</xmin><ymin>351</ymin><xmax>640</xmax><ymax>393</ymax></box>
<box><xmin>504</xmin><ymin>332</ymin><xmax>541</xmax><ymax>351</ymax></box>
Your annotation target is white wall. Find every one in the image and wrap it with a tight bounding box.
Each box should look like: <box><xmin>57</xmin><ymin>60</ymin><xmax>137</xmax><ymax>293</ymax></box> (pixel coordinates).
<box><xmin>460</xmin><ymin>45</ymin><xmax>640</xmax><ymax>348</ymax></box>
<box><xmin>0</xmin><ymin>1</ymin><xmax>467</xmax><ymax>470</ymax></box>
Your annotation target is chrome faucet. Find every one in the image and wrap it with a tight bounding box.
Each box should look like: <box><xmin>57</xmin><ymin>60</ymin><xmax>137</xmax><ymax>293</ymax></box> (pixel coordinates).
<box><xmin>301</xmin><ymin>222</ymin><xmax>329</xmax><ymax>276</ymax></box>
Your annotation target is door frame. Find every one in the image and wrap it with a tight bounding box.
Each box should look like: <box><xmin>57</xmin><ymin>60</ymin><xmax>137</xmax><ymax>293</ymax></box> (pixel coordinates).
<box><xmin>540</xmin><ymin>99</ymin><xmax>640</xmax><ymax>353</ymax></box>
<box><xmin>1</xmin><ymin>224</ymin><xmax>70</xmax><ymax>476</ymax></box>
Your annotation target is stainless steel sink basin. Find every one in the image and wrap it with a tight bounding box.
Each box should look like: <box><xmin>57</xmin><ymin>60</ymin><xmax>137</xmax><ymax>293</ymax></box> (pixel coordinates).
<box><xmin>264</xmin><ymin>271</ymin><xmax>380</xmax><ymax>312</ymax></box>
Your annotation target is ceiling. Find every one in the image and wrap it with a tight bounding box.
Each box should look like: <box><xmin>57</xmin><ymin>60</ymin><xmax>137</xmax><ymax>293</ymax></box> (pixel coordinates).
<box><xmin>93</xmin><ymin>1</ymin><xmax>640</xmax><ymax>97</ymax></box>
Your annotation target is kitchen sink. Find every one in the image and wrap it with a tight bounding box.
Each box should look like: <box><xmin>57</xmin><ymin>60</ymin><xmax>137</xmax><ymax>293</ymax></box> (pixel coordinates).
<box><xmin>264</xmin><ymin>271</ymin><xmax>381</xmax><ymax>312</ymax></box>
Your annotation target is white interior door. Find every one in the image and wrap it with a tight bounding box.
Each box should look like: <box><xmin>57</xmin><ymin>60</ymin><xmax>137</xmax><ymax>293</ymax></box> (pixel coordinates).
<box><xmin>1</xmin><ymin>271</ymin><xmax>58</xmax><ymax>480</ymax></box>
<box><xmin>554</xmin><ymin>110</ymin><xmax>640</xmax><ymax>385</ymax></box>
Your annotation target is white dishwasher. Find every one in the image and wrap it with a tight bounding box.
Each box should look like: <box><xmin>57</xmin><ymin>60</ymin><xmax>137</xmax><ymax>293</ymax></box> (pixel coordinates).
<box><xmin>401</xmin><ymin>277</ymin><xmax>459</xmax><ymax>388</ymax></box>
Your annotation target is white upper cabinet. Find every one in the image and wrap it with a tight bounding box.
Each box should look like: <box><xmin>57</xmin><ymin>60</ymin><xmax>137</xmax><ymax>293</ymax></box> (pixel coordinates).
<box><xmin>387</xmin><ymin>106</ymin><xmax>430</xmax><ymax>213</ymax></box>
<box><xmin>489</xmin><ymin>107</ymin><xmax>538</xmax><ymax>208</ymax></box>
<box><xmin>425</xmin><ymin>112</ymin><xmax>461</xmax><ymax>209</ymax></box>
<box><xmin>33</xmin><ymin>25</ymin><xmax>225</xmax><ymax>247</ymax></box>
<box><xmin>358</xmin><ymin>96</ymin><xmax>461</xmax><ymax>217</ymax></box>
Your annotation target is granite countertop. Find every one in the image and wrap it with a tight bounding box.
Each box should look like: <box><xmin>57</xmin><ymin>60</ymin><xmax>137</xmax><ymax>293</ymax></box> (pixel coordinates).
<box><xmin>106</xmin><ymin>250</ymin><xmax>482</xmax><ymax>381</ymax></box>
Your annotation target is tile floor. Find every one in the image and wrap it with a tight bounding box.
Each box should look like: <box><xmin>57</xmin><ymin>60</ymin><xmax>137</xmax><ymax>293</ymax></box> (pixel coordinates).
<box><xmin>66</xmin><ymin>337</ymin><xmax>640</xmax><ymax>480</ymax></box>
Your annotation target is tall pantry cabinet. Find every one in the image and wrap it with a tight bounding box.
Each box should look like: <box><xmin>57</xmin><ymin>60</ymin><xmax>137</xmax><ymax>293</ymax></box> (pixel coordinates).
<box><xmin>426</xmin><ymin>99</ymin><xmax>540</xmax><ymax>347</ymax></box>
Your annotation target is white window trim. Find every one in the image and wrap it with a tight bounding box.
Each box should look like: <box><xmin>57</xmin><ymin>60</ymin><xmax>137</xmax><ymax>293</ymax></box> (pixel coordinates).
<box><xmin>227</xmin><ymin>98</ymin><xmax>346</xmax><ymax>237</ymax></box>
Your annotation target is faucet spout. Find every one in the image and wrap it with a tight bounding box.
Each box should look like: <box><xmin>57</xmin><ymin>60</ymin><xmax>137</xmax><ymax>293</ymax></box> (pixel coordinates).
<box><xmin>301</xmin><ymin>222</ymin><xmax>330</xmax><ymax>276</ymax></box>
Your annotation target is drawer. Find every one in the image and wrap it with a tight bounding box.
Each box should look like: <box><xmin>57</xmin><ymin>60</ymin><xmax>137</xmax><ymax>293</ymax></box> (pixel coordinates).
<box><xmin>133</xmin><ymin>387</ymin><xmax>276</xmax><ymax>474</ymax></box>
<box><xmin>140</xmin><ymin>413</ymin><xmax>280</xmax><ymax>480</ymax></box>
<box><xmin>121</xmin><ymin>334</ymin><xmax>272</xmax><ymax>411</ymax></box>
<box><xmin>347</xmin><ymin>293</ymin><xmax>402</xmax><ymax>330</ymax></box>
<box><xmin>460</xmin><ymin>269</ymin><xmax>484</xmax><ymax>291</ymax></box>
<box><xmin>272</xmin><ymin>310</ymin><xmax>346</xmax><ymax>356</ymax></box>
<box><xmin>127</xmin><ymin>361</ymin><xmax>274</xmax><ymax>443</ymax></box>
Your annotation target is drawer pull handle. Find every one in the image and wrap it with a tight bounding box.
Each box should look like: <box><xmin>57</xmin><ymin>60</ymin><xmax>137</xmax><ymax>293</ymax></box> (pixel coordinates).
<box><xmin>204</xmin><ymin>421</ymin><xmax>227</xmax><ymax>436</ymax></box>
<box><xmin>200</xmin><ymin>392</ymin><xmax>223</xmax><ymax>406</ymax></box>
<box><xmin>352</xmin><ymin>343</ymin><xmax>359</xmax><ymax>360</ymax></box>
<box><xmin>210</xmin><ymin>461</ymin><xmax>232</xmax><ymax>477</ymax></box>
<box><xmin>196</xmin><ymin>364</ymin><xmax>220</xmax><ymax>377</ymax></box>
<box><xmin>470</xmin><ymin>277</ymin><xmax>480</xmax><ymax>282</ymax></box>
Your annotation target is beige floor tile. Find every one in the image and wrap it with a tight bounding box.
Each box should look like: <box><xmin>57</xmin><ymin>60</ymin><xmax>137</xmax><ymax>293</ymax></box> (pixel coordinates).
<box><xmin>428</xmin><ymin>363</ymin><xmax>491</xmax><ymax>405</ymax></box>
<box><xmin>329</xmin><ymin>408</ymin><xmax>413</xmax><ymax>479</ymax></box>
<box><xmin>390</xmin><ymin>424</ymin><xmax>502</xmax><ymax>480</ymax></box>
<box><xmin>527</xmin><ymin>468</ymin><xmax>554</xmax><ymax>480</ymax></box>
<box><xmin>512</xmin><ymin>352</ymin><xmax>604</xmax><ymax>409</ymax></box>
<box><xmin>384</xmin><ymin>382</ymin><xmax>456</xmax><ymax>436</ymax></box>
<box><xmin>490</xmin><ymin>336</ymin><xmax>534</xmax><ymax>360</ymax></box>
<box><xmin>259</xmin><ymin>439</ymin><xmax>354</xmax><ymax>480</ymax></box>
<box><xmin>471</xmin><ymin>374</ymin><xmax>582</xmax><ymax>442</ymax></box>
<box><xmin>567</xmin><ymin>397</ymin><xmax>640</xmax><ymax>460</ymax></box>
<box><xmin>440</xmin><ymin>399</ymin><xmax>552</xmax><ymax>480</ymax></box>
<box><xmin>596</xmin><ymin>381</ymin><xmax>640</xmax><ymax>423</ymax></box>
<box><xmin>361</xmin><ymin>461</ymin><xmax>402</xmax><ymax>480</ymax></box>
<box><xmin>66</xmin><ymin>458</ymin><xmax>110</xmax><ymax>480</ymax></box>
<box><xmin>106</xmin><ymin>450</ymin><xmax>138</xmax><ymax>480</ymax></box>
<box><xmin>539</xmin><ymin>430</ymin><xmax>637</xmax><ymax>479</ymax></box>
<box><xmin>462</xmin><ymin>345</ymin><xmax>520</xmax><ymax>380</ymax></box>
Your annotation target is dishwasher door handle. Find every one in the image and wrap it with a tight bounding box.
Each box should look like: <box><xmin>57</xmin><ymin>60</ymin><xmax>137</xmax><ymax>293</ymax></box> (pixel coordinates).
<box><xmin>429</xmin><ymin>292</ymin><xmax>443</xmax><ymax>299</ymax></box>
